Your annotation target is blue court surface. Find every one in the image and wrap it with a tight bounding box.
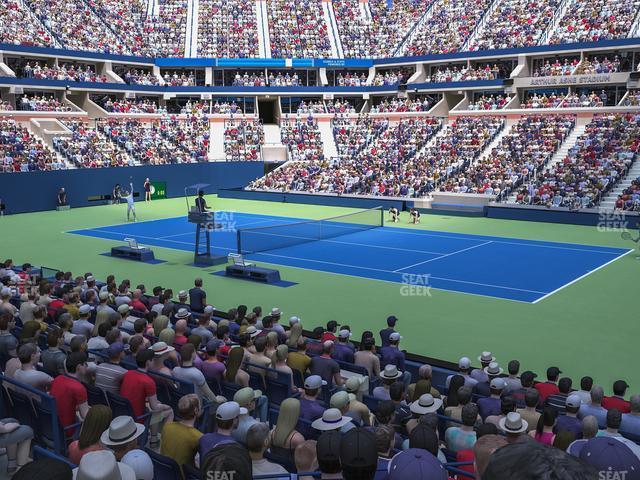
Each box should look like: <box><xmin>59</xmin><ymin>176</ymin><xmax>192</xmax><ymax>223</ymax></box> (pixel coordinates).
<box><xmin>67</xmin><ymin>211</ymin><xmax>631</xmax><ymax>303</ymax></box>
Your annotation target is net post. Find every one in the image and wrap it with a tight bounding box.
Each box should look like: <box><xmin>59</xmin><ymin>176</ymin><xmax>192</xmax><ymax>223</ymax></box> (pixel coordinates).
<box><xmin>236</xmin><ymin>229</ymin><xmax>242</xmax><ymax>254</ymax></box>
<box><xmin>378</xmin><ymin>206</ymin><xmax>384</xmax><ymax>227</ymax></box>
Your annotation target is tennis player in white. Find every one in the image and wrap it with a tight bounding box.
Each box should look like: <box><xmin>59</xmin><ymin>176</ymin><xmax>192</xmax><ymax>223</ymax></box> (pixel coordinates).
<box><xmin>124</xmin><ymin>182</ymin><xmax>137</xmax><ymax>222</ymax></box>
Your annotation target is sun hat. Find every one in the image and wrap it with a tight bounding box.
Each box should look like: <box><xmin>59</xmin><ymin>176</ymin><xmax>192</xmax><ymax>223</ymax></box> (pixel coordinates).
<box><xmin>312</xmin><ymin>408</ymin><xmax>352</xmax><ymax>431</ymax></box>
<box><xmin>175</xmin><ymin>308</ymin><xmax>191</xmax><ymax>319</ymax></box>
<box><xmin>100</xmin><ymin>416</ymin><xmax>146</xmax><ymax>447</ymax></box>
<box><xmin>484</xmin><ymin>362</ymin><xmax>504</xmax><ymax>376</ymax></box>
<box><xmin>478</xmin><ymin>351</ymin><xmax>495</xmax><ymax>363</ymax></box>
<box><xmin>380</xmin><ymin>364</ymin><xmax>403</xmax><ymax>380</ymax></box>
<box><xmin>498</xmin><ymin>412</ymin><xmax>529</xmax><ymax>434</ymax></box>
<box><xmin>149</xmin><ymin>341</ymin><xmax>175</xmax><ymax>356</ymax></box>
<box><xmin>73</xmin><ymin>451</ymin><xmax>135</xmax><ymax>480</ymax></box>
<box><xmin>410</xmin><ymin>394</ymin><xmax>443</xmax><ymax>415</ymax></box>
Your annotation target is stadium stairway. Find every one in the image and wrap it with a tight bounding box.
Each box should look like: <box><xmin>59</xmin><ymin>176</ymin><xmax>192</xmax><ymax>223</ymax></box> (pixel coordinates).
<box><xmin>538</xmin><ymin>0</ymin><xmax>573</xmax><ymax>45</ymax></box>
<box><xmin>185</xmin><ymin>0</ymin><xmax>199</xmax><ymax>57</ymax></box>
<box><xmin>394</xmin><ymin>0</ymin><xmax>438</xmax><ymax>56</ymax></box>
<box><xmin>471</xmin><ymin>117</ymin><xmax>517</xmax><ymax>166</ymax></box>
<box><xmin>599</xmin><ymin>159</ymin><xmax>640</xmax><ymax>211</ymax></box>
<box><xmin>209</xmin><ymin>121</ymin><xmax>227</xmax><ymax>161</ymax></box>
<box><xmin>324</xmin><ymin>0</ymin><xmax>344</xmax><ymax>58</ymax></box>
<box><xmin>318</xmin><ymin>120</ymin><xmax>338</xmax><ymax>159</ymax></box>
<box><xmin>460</xmin><ymin>0</ymin><xmax>501</xmax><ymax>51</ymax></box>
<box><xmin>505</xmin><ymin>121</ymin><xmax>587</xmax><ymax>203</ymax></box>
<box><xmin>256</xmin><ymin>0</ymin><xmax>272</xmax><ymax>57</ymax></box>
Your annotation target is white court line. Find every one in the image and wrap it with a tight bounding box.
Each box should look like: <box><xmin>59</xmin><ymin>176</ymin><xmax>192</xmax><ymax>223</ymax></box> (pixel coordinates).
<box><xmin>393</xmin><ymin>241</ymin><xmax>493</xmax><ymax>273</ymax></box>
<box><xmin>244</xmin><ymin>230</ymin><xmax>447</xmax><ymax>255</ymax></box>
<box><xmin>531</xmin><ymin>249</ymin><xmax>635</xmax><ymax>304</ymax></box>
<box><xmin>79</xmin><ymin>228</ymin><xmax>543</xmax><ymax>296</ymax></box>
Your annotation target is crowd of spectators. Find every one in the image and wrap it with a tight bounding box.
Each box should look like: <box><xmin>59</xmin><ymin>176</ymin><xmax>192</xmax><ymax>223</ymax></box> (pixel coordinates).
<box><xmin>333</xmin><ymin>72</ymin><xmax>368</xmax><ymax>87</ymax></box>
<box><xmin>467</xmin><ymin>0</ymin><xmax>562</xmax><ymax>51</ymax></box>
<box><xmin>0</xmin><ymin>101</ymin><xmax>14</xmax><ymax>111</ymax></box>
<box><xmin>295</xmin><ymin>100</ymin><xmax>326</xmax><ymax>114</ymax></box>
<box><xmin>198</xmin><ymin>0</ymin><xmax>259</xmax><ymax>58</ymax></box>
<box><xmin>143</xmin><ymin>0</ymin><xmax>188</xmax><ymax>57</ymax></box>
<box><xmin>440</xmin><ymin>115</ymin><xmax>575</xmax><ymax>196</ymax></box>
<box><xmin>12</xmin><ymin>61</ymin><xmax>108</xmax><ymax>83</ymax></box>
<box><xmin>224</xmin><ymin>118</ymin><xmax>264</xmax><ymax>161</ymax></box>
<box><xmin>232</xmin><ymin>72</ymin><xmax>268</xmax><ymax>87</ymax></box>
<box><xmin>281</xmin><ymin>116</ymin><xmax>325</xmax><ymax>162</ymax></box>
<box><xmin>616</xmin><ymin>176</ymin><xmax>640</xmax><ymax>210</ymax></box>
<box><xmin>371</xmin><ymin>69</ymin><xmax>412</xmax><ymax>86</ymax></box>
<box><xmin>267</xmin><ymin>0</ymin><xmax>332</xmax><ymax>58</ymax></box>
<box><xmin>114</xmin><ymin>68</ymin><xmax>160</xmax><ymax>86</ymax></box>
<box><xmin>574</xmin><ymin>55</ymin><xmax>623</xmax><ymax>75</ymax></box>
<box><xmin>326</xmin><ymin>100</ymin><xmax>357</xmax><ymax>114</ymax></box>
<box><xmin>98</xmin><ymin>117</ymin><xmax>210</xmax><ymax>165</ymax></box>
<box><xmin>427</xmin><ymin>64</ymin><xmax>505</xmax><ymax>83</ymax></box>
<box><xmin>403</xmin><ymin>0</ymin><xmax>493</xmax><ymax>56</ymax></box>
<box><xmin>1</xmin><ymin>119</ymin><xmax>62</xmax><ymax>172</ymax></box>
<box><xmin>515</xmin><ymin>113</ymin><xmax>640</xmax><ymax>208</ymax></box>
<box><xmin>467</xmin><ymin>94</ymin><xmax>513</xmax><ymax>110</ymax></box>
<box><xmin>251</xmin><ymin>117</ymin><xmax>442</xmax><ymax>194</ymax></box>
<box><xmin>370</xmin><ymin>97</ymin><xmax>434</xmax><ymax>113</ymax></box>
<box><xmin>54</xmin><ymin>119</ymin><xmax>133</xmax><ymax>168</ymax></box>
<box><xmin>563</xmin><ymin>91</ymin><xmax>608</xmax><ymax>108</ymax></box>
<box><xmin>368</xmin><ymin>0</ymin><xmax>433</xmax><ymax>57</ymax></box>
<box><xmin>549</xmin><ymin>0</ymin><xmax>640</xmax><ymax>44</ymax></box>
<box><xmin>1</xmin><ymin>265</ymin><xmax>640</xmax><ymax>479</ymax></box>
<box><xmin>162</xmin><ymin>71</ymin><xmax>197</xmax><ymax>86</ymax></box>
<box><xmin>532</xmin><ymin>58</ymin><xmax>579</xmax><ymax>76</ymax></box>
<box><xmin>180</xmin><ymin>101</ymin><xmax>209</xmax><ymax>116</ymax></box>
<box><xmin>332</xmin><ymin>0</ymin><xmax>374</xmax><ymax>57</ymax></box>
<box><xmin>22</xmin><ymin>0</ymin><xmax>128</xmax><ymax>54</ymax></box>
<box><xmin>621</xmin><ymin>90</ymin><xmax>640</xmax><ymax>106</ymax></box>
<box><xmin>95</xmin><ymin>97</ymin><xmax>166</xmax><ymax>114</ymax></box>
<box><xmin>522</xmin><ymin>92</ymin><xmax>567</xmax><ymax>108</ymax></box>
<box><xmin>17</xmin><ymin>95</ymin><xmax>73</xmax><ymax>112</ymax></box>
<box><xmin>0</xmin><ymin>0</ymin><xmax>57</xmax><ymax>47</ymax></box>
<box><xmin>211</xmin><ymin>100</ymin><xmax>244</xmax><ymax>115</ymax></box>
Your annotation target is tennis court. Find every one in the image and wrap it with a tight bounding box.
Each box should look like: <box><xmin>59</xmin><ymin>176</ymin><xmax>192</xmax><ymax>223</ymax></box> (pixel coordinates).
<box><xmin>68</xmin><ymin>209</ymin><xmax>632</xmax><ymax>303</ymax></box>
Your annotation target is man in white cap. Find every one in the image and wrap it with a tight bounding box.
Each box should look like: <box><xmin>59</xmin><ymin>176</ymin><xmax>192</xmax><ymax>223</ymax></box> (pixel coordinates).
<box><xmin>73</xmin><ymin>450</ymin><xmax>136</xmax><ymax>480</ymax></box>
<box><xmin>117</xmin><ymin>304</ymin><xmax>137</xmax><ymax>332</ymax></box>
<box><xmin>100</xmin><ymin>416</ymin><xmax>153</xmax><ymax>480</ymax></box>
<box><xmin>199</xmin><ymin>401</ymin><xmax>245</xmax><ymax>457</ymax></box>
<box><xmin>96</xmin><ymin>290</ymin><xmax>116</xmax><ymax>319</ymax></box>
<box><xmin>498</xmin><ymin>411</ymin><xmax>529</xmax><ymax>443</ymax></box>
<box><xmin>474</xmin><ymin>362</ymin><xmax>504</xmax><ymax>397</ymax></box>
<box><xmin>555</xmin><ymin>394</ymin><xmax>584</xmax><ymax>439</ymax></box>
<box><xmin>373</xmin><ymin>365</ymin><xmax>404</xmax><ymax>400</ymax></box>
<box><xmin>173</xmin><ymin>291</ymin><xmax>191</xmax><ymax>316</ymax></box>
<box><xmin>312</xmin><ymin>408</ymin><xmax>353</xmax><ymax>433</ymax></box>
<box><xmin>0</xmin><ymin>288</ymin><xmax>17</xmax><ymax>317</ymax></box>
<box><xmin>446</xmin><ymin>357</ymin><xmax>478</xmax><ymax>389</ymax></box>
<box><xmin>345</xmin><ymin>377</ymin><xmax>371</xmax><ymax>426</ymax></box>
<box><xmin>72</xmin><ymin>304</ymin><xmax>94</xmax><ymax>338</ymax></box>
<box><xmin>299</xmin><ymin>375</ymin><xmax>327</xmax><ymax>422</ymax></box>
<box><xmin>380</xmin><ymin>332</ymin><xmax>412</xmax><ymax>391</ymax></box>
<box><xmin>477</xmin><ymin>378</ymin><xmax>506</xmax><ymax>420</ymax></box>
<box><xmin>332</xmin><ymin>329</ymin><xmax>355</xmax><ymax>364</ymax></box>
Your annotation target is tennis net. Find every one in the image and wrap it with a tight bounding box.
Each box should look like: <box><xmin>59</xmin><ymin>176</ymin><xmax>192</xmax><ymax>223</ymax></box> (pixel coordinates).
<box><xmin>236</xmin><ymin>207</ymin><xmax>384</xmax><ymax>254</ymax></box>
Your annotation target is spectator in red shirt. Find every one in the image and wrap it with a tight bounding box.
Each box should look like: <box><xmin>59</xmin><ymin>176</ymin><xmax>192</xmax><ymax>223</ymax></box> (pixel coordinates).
<box><xmin>119</xmin><ymin>349</ymin><xmax>173</xmax><ymax>447</ymax></box>
<box><xmin>321</xmin><ymin>320</ymin><xmax>339</xmax><ymax>343</ymax></box>
<box><xmin>129</xmin><ymin>290</ymin><xmax>148</xmax><ymax>314</ymax></box>
<box><xmin>603</xmin><ymin>380</ymin><xmax>631</xmax><ymax>413</ymax></box>
<box><xmin>50</xmin><ymin>352</ymin><xmax>90</xmax><ymax>435</ymax></box>
<box><xmin>535</xmin><ymin>367</ymin><xmax>561</xmax><ymax>404</ymax></box>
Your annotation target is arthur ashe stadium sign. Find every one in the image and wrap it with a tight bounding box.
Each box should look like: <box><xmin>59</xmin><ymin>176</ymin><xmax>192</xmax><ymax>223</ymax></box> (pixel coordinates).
<box><xmin>516</xmin><ymin>72</ymin><xmax>629</xmax><ymax>88</ymax></box>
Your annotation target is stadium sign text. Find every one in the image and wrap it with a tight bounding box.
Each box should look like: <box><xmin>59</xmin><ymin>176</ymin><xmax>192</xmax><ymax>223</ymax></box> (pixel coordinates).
<box><xmin>529</xmin><ymin>74</ymin><xmax>612</xmax><ymax>87</ymax></box>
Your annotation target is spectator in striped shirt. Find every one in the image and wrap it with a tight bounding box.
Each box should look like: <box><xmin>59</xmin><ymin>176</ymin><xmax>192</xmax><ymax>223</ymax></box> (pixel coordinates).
<box><xmin>94</xmin><ymin>342</ymin><xmax>127</xmax><ymax>395</ymax></box>
<box><xmin>545</xmin><ymin>377</ymin><xmax>573</xmax><ymax>415</ymax></box>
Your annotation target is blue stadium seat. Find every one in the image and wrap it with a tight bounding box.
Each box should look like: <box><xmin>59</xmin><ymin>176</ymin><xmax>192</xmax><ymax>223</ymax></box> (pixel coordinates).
<box><xmin>33</xmin><ymin>445</ymin><xmax>77</xmax><ymax>469</ymax></box>
<box><xmin>145</xmin><ymin>448</ymin><xmax>183</xmax><ymax>480</ymax></box>
<box><xmin>105</xmin><ymin>391</ymin><xmax>150</xmax><ymax>447</ymax></box>
<box><xmin>83</xmin><ymin>381</ymin><xmax>108</xmax><ymax>406</ymax></box>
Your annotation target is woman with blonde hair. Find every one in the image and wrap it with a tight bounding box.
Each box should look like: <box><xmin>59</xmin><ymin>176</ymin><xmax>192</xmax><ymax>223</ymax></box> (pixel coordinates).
<box><xmin>67</xmin><ymin>405</ymin><xmax>112</xmax><ymax>464</ymax></box>
<box><xmin>265</xmin><ymin>331</ymin><xmax>279</xmax><ymax>358</ymax></box>
<box><xmin>225</xmin><ymin>347</ymin><xmax>249</xmax><ymax>387</ymax></box>
<box><xmin>286</xmin><ymin>322</ymin><xmax>303</xmax><ymax>349</ymax></box>
<box><xmin>271</xmin><ymin>344</ymin><xmax>298</xmax><ymax>393</ymax></box>
<box><xmin>153</xmin><ymin>315</ymin><xmax>170</xmax><ymax>337</ymax></box>
<box><xmin>269</xmin><ymin>398</ymin><xmax>305</xmax><ymax>464</ymax></box>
